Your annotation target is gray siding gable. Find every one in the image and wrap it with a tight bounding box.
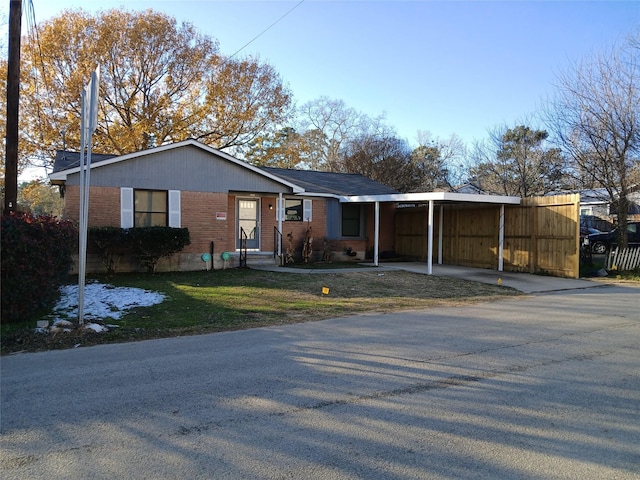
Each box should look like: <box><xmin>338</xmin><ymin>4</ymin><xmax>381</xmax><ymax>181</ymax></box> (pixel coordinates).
<box><xmin>59</xmin><ymin>143</ymin><xmax>296</xmax><ymax>194</ymax></box>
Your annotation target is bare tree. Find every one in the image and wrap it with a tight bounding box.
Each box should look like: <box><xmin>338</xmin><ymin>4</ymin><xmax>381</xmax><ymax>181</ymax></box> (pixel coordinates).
<box><xmin>340</xmin><ymin>133</ymin><xmax>415</xmax><ymax>192</ymax></box>
<box><xmin>544</xmin><ymin>29</ymin><xmax>639</xmax><ymax>247</ymax></box>
<box><xmin>411</xmin><ymin>131</ymin><xmax>467</xmax><ymax>191</ymax></box>
<box><xmin>296</xmin><ymin>96</ymin><xmax>380</xmax><ymax>172</ymax></box>
<box><xmin>469</xmin><ymin>124</ymin><xmax>566</xmax><ymax>197</ymax></box>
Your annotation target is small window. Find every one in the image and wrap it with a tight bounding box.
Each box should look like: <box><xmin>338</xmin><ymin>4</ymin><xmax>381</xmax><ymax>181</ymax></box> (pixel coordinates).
<box><xmin>284</xmin><ymin>199</ymin><xmax>303</xmax><ymax>221</ymax></box>
<box><xmin>134</xmin><ymin>190</ymin><xmax>167</xmax><ymax>227</ymax></box>
<box><xmin>342</xmin><ymin>203</ymin><xmax>361</xmax><ymax>237</ymax></box>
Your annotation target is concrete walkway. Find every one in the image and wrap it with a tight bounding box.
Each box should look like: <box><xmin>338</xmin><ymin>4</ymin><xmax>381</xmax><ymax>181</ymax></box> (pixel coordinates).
<box><xmin>254</xmin><ymin>262</ymin><xmax>603</xmax><ymax>294</ymax></box>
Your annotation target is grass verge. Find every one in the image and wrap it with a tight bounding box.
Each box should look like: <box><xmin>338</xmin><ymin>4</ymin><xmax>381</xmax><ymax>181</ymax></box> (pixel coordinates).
<box><xmin>2</xmin><ymin>268</ymin><xmax>520</xmax><ymax>355</ymax></box>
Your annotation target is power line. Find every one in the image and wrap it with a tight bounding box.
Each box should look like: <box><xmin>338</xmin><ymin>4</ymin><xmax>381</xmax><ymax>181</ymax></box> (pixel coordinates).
<box><xmin>25</xmin><ymin>0</ymin><xmax>56</xmax><ymax>172</ymax></box>
<box><xmin>228</xmin><ymin>0</ymin><xmax>305</xmax><ymax>59</ymax></box>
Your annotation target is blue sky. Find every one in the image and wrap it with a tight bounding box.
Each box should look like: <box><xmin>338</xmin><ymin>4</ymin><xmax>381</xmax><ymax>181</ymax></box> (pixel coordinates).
<box><xmin>7</xmin><ymin>0</ymin><xmax>640</xmax><ymax>149</ymax></box>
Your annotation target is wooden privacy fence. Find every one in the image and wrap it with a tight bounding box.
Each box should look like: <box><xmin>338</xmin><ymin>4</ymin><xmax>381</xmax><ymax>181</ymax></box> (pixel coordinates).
<box><xmin>606</xmin><ymin>247</ymin><xmax>640</xmax><ymax>271</ymax></box>
<box><xmin>395</xmin><ymin>194</ymin><xmax>580</xmax><ymax>278</ymax></box>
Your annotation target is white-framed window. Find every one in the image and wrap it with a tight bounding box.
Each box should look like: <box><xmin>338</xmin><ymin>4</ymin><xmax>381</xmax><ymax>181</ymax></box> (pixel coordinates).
<box><xmin>580</xmin><ymin>207</ymin><xmax>593</xmax><ymax>216</ymax></box>
<box><xmin>280</xmin><ymin>198</ymin><xmax>312</xmax><ymax>221</ymax></box>
<box><xmin>135</xmin><ymin>189</ymin><xmax>168</xmax><ymax>227</ymax></box>
<box><xmin>120</xmin><ymin>188</ymin><xmax>180</xmax><ymax>228</ymax></box>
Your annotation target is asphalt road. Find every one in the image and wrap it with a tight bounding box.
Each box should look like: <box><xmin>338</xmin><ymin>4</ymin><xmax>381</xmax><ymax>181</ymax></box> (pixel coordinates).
<box><xmin>2</xmin><ymin>284</ymin><xmax>640</xmax><ymax>479</ymax></box>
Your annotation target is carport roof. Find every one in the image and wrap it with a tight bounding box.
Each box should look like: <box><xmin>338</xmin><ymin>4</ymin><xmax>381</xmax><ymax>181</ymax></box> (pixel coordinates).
<box><xmin>342</xmin><ymin>191</ymin><xmax>521</xmax><ymax>205</ymax></box>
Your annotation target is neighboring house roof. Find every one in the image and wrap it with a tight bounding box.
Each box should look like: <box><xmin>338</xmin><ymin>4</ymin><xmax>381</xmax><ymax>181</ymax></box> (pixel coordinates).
<box><xmin>452</xmin><ymin>183</ymin><xmax>487</xmax><ymax>195</ymax></box>
<box><xmin>577</xmin><ymin>188</ymin><xmax>609</xmax><ymax>205</ymax></box>
<box><xmin>547</xmin><ymin>188</ymin><xmax>640</xmax><ymax>215</ymax></box>
<box><xmin>545</xmin><ymin>188</ymin><xmax>609</xmax><ymax>205</ymax></box>
<box><xmin>261</xmin><ymin>167</ymin><xmax>399</xmax><ymax>197</ymax></box>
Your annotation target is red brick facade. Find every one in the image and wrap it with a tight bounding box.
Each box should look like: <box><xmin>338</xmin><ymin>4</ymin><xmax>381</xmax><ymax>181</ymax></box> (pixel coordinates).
<box><xmin>181</xmin><ymin>192</ymin><xmax>229</xmax><ymax>254</ymax></box>
<box><xmin>63</xmin><ymin>186</ymin><xmax>397</xmax><ymax>272</ymax></box>
<box><xmin>64</xmin><ymin>185</ymin><xmax>120</xmax><ymax>227</ymax></box>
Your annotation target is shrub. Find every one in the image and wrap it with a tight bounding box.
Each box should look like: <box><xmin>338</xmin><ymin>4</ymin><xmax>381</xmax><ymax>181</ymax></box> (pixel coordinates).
<box><xmin>89</xmin><ymin>226</ymin><xmax>191</xmax><ymax>273</ymax></box>
<box><xmin>88</xmin><ymin>226</ymin><xmax>132</xmax><ymax>273</ymax></box>
<box><xmin>129</xmin><ymin>227</ymin><xmax>191</xmax><ymax>273</ymax></box>
<box><xmin>1</xmin><ymin>212</ymin><xmax>78</xmax><ymax>324</ymax></box>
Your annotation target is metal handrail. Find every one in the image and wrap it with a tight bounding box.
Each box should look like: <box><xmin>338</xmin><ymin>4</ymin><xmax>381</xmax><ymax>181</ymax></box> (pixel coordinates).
<box><xmin>273</xmin><ymin>226</ymin><xmax>283</xmax><ymax>263</ymax></box>
<box><xmin>239</xmin><ymin>227</ymin><xmax>248</xmax><ymax>268</ymax></box>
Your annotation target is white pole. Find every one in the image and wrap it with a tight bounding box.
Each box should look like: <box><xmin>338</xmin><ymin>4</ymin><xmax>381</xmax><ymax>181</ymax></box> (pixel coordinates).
<box><xmin>374</xmin><ymin>201</ymin><xmax>380</xmax><ymax>266</ymax></box>
<box><xmin>277</xmin><ymin>192</ymin><xmax>283</xmax><ymax>256</ymax></box>
<box><xmin>438</xmin><ymin>204</ymin><xmax>443</xmax><ymax>265</ymax></box>
<box><xmin>427</xmin><ymin>200</ymin><xmax>434</xmax><ymax>275</ymax></box>
<box><xmin>77</xmin><ymin>66</ymin><xmax>100</xmax><ymax>325</ymax></box>
<box><xmin>77</xmin><ymin>87</ymin><xmax>88</xmax><ymax>325</ymax></box>
<box><xmin>498</xmin><ymin>204</ymin><xmax>505</xmax><ymax>272</ymax></box>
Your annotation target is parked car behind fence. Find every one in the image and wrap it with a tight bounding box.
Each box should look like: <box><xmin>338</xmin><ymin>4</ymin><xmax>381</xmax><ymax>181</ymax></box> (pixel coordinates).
<box><xmin>585</xmin><ymin>222</ymin><xmax>640</xmax><ymax>254</ymax></box>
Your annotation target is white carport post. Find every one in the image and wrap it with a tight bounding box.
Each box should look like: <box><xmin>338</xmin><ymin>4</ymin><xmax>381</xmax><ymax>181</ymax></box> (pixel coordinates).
<box><xmin>498</xmin><ymin>204</ymin><xmax>505</xmax><ymax>272</ymax></box>
<box><xmin>374</xmin><ymin>201</ymin><xmax>380</xmax><ymax>266</ymax></box>
<box><xmin>277</xmin><ymin>192</ymin><xmax>283</xmax><ymax>256</ymax></box>
<box><xmin>427</xmin><ymin>200</ymin><xmax>434</xmax><ymax>275</ymax></box>
<box><xmin>438</xmin><ymin>204</ymin><xmax>443</xmax><ymax>265</ymax></box>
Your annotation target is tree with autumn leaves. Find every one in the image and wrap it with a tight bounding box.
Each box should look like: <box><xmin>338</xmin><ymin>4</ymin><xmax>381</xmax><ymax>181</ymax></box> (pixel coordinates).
<box><xmin>0</xmin><ymin>8</ymin><xmax>292</xmax><ymax>172</ymax></box>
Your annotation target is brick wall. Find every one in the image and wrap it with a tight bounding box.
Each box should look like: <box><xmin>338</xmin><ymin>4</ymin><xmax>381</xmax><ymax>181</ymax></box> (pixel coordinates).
<box><xmin>365</xmin><ymin>202</ymin><xmax>396</xmax><ymax>253</ymax></box>
<box><xmin>181</xmin><ymin>191</ymin><xmax>230</xmax><ymax>254</ymax></box>
<box><xmin>260</xmin><ymin>196</ymin><xmax>278</xmax><ymax>252</ymax></box>
<box><xmin>63</xmin><ymin>185</ymin><xmax>120</xmax><ymax>227</ymax></box>
<box><xmin>273</xmin><ymin>197</ymin><xmax>327</xmax><ymax>258</ymax></box>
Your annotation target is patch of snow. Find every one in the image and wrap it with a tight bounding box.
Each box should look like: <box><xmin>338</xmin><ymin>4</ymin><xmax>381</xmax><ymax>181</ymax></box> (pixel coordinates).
<box><xmin>35</xmin><ymin>282</ymin><xmax>164</xmax><ymax>337</ymax></box>
<box><xmin>53</xmin><ymin>319</ymin><xmax>74</xmax><ymax>327</ymax></box>
<box><xmin>51</xmin><ymin>283</ymin><xmax>165</xmax><ymax>323</ymax></box>
<box><xmin>84</xmin><ymin>323</ymin><xmax>109</xmax><ymax>333</ymax></box>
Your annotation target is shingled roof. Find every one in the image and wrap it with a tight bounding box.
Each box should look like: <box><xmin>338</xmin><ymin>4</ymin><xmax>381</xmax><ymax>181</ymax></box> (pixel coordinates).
<box><xmin>52</xmin><ymin>150</ymin><xmax>117</xmax><ymax>173</ymax></box>
<box><xmin>261</xmin><ymin>167</ymin><xmax>399</xmax><ymax>196</ymax></box>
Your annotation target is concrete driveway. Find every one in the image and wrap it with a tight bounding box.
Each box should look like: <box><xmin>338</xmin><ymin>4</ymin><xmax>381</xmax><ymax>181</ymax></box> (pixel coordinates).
<box><xmin>265</xmin><ymin>262</ymin><xmax>602</xmax><ymax>294</ymax></box>
<box><xmin>1</xmin><ymin>284</ymin><xmax>639</xmax><ymax>479</ymax></box>
<box><xmin>380</xmin><ymin>263</ymin><xmax>601</xmax><ymax>294</ymax></box>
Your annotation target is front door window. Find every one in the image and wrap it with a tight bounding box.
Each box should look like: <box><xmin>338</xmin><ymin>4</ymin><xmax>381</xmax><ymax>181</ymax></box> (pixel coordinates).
<box><xmin>238</xmin><ymin>199</ymin><xmax>259</xmax><ymax>249</ymax></box>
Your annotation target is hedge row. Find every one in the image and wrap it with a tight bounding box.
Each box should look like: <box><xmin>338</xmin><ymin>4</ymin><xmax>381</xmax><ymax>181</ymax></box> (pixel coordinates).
<box><xmin>1</xmin><ymin>217</ymin><xmax>192</xmax><ymax>325</ymax></box>
<box><xmin>1</xmin><ymin>213</ymin><xmax>78</xmax><ymax>325</ymax></box>
<box><xmin>89</xmin><ymin>226</ymin><xmax>191</xmax><ymax>273</ymax></box>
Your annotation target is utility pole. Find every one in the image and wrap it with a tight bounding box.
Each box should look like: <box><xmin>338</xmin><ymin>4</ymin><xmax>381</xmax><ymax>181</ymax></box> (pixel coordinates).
<box><xmin>4</xmin><ymin>0</ymin><xmax>22</xmax><ymax>213</ymax></box>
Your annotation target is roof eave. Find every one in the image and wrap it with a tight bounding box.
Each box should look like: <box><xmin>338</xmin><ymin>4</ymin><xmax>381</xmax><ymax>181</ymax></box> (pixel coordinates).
<box><xmin>48</xmin><ymin>172</ymin><xmax>67</xmax><ymax>182</ymax></box>
<box><xmin>292</xmin><ymin>192</ymin><xmax>344</xmax><ymax>200</ymax></box>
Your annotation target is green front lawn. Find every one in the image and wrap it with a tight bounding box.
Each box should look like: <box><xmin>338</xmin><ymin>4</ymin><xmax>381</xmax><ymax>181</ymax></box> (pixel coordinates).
<box><xmin>2</xmin><ymin>268</ymin><xmax>519</xmax><ymax>354</ymax></box>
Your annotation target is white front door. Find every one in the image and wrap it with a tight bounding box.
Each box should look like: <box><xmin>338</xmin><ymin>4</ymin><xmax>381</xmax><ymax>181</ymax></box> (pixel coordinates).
<box><xmin>238</xmin><ymin>199</ymin><xmax>259</xmax><ymax>249</ymax></box>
